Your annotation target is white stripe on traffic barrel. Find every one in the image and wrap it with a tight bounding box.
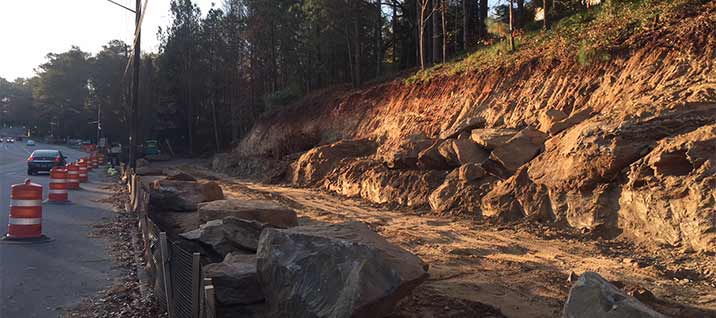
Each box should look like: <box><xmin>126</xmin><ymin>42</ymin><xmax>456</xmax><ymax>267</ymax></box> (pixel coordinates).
<box><xmin>9</xmin><ymin>217</ymin><xmax>42</xmax><ymax>225</ymax></box>
<box><xmin>11</xmin><ymin>199</ymin><xmax>43</xmax><ymax>207</ymax></box>
<box><xmin>49</xmin><ymin>189</ymin><xmax>68</xmax><ymax>194</ymax></box>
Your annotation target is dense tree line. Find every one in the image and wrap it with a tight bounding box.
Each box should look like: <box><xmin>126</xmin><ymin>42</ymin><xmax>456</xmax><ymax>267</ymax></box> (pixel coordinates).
<box><xmin>0</xmin><ymin>0</ymin><xmax>597</xmax><ymax>154</ymax></box>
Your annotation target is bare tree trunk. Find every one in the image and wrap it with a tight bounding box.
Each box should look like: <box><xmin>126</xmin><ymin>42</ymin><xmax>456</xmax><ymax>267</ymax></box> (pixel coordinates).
<box><xmin>441</xmin><ymin>0</ymin><xmax>447</xmax><ymax>63</ymax></box>
<box><xmin>463</xmin><ymin>0</ymin><xmax>473</xmax><ymax>50</ymax></box>
<box><xmin>432</xmin><ymin>0</ymin><xmax>441</xmax><ymax>64</ymax></box>
<box><xmin>478</xmin><ymin>0</ymin><xmax>488</xmax><ymax>37</ymax></box>
<box><xmin>376</xmin><ymin>0</ymin><xmax>382</xmax><ymax>76</ymax></box>
<box><xmin>354</xmin><ymin>16</ymin><xmax>361</xmax><ymax>86</ymax></box>
<box><xmin>418</xmin><ymin>0</ymin><xmax>427</xmax><ymax>69</ymax></box>
<box><xmin>392</xmin><ymin>1</ymin><xmax>398</xmax><ymax>66</ymax></box>
<box><xmin>509</xmin><ymin>0</ymin><xmax>515</xmax><ymax>51</ymax></box>
<box><xmin>543</xmin><ymin>0</ymin><xmax>551</xmax><ymax>30</ymax></box>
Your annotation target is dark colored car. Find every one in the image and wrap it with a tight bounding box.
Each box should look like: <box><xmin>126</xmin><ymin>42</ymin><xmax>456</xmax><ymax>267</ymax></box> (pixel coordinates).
<box><xmin>27</xmin><ymin>149</ymin><xmax>67</xmax><ymax>175</ymax></box>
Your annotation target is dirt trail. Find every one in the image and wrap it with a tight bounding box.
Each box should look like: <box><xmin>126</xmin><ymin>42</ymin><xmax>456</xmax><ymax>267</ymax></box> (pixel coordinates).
<box><xmin>183</xmin><ymin>165</ymin><xmax>716</xmax><ymax>318</ymax></box>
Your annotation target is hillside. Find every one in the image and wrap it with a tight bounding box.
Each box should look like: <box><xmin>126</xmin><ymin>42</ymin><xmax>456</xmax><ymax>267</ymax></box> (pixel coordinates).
<box><xmin>221</xmin><ymin>0</ymin><xmax>716</xmax><ymax>252</ymax></box>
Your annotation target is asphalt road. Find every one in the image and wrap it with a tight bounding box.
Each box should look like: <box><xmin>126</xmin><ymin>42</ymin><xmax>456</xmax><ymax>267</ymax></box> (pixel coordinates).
<box><xmin>0</xmin><ymin>141</ymin><xmax>120</xmax><ymax>317</ymax></box>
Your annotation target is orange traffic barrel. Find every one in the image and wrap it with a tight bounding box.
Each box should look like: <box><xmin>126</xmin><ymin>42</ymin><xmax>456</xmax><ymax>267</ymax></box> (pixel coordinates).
<box><xmin>91</xmin><ymin>154</ymin><xmax>99</xmax><ymax>169</ymax></box>
<box><xmin>2</xmin><ymin>179</ymin><xmax>50</xmax><ymax>242</ymax></box>
<box><xmin>78</xmin><ymin>159</ymin><xmax>88</xmax><ymax>182</ymax></box>
<box><xmin>66</xmin><ymin>163</ymin><xmax>80</xmax><ymax>189</ymax></box>
<box><xmin>47</xmin><ymin>167</ymin><xmax>70</xmax><ymax>203</ymax></box>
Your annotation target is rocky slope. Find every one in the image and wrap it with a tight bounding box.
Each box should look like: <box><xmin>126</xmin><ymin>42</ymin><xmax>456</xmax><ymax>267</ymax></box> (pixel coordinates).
<box><xmin>222</xmin><ymin>1</ymin><xmax>716</xmax><ymax>252</ymax></box>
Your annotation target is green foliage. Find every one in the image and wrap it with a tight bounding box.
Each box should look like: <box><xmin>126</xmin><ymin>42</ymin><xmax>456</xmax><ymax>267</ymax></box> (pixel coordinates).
<box><xmin>264</xmin><ymin>85</ymin><xmax>303</xmax><ymax>112</ymax></box>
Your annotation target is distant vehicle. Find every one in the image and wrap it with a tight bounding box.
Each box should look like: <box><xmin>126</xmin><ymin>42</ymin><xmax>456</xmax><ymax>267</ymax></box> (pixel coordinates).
<box><xmin>8</xmin><ymin>138</ymin><xmax>14</xmax><ymax>143</ymax></box>
<box><xmin>27</xmin><ymin>149</ymin><xmax>67</xmax><ymax>175</ymax></box>
<box><xmin>26</xmin><ymin>140</ymin><xmax>36</xmax><ymax>146</ymax></box>
<box><xmin>144</xmin><ymin>140</ymin><xmax>161</xmax><ymax>156</ymax></box>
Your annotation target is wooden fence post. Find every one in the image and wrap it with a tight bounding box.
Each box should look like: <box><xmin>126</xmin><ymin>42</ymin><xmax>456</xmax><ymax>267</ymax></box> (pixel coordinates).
<box><xmin>204</xmin><ymin>278</ymin><xmax>216</xmax><ymax>318</ymax></box>
<box><xmin>160</xmin><ymin>232</ymin><xmax>176</xmax><ymax>318</ymax></box>
<box><xmin>192</xmin><ymin>252</ymin><xmax>201</xmax><ymax>318</ymax></box>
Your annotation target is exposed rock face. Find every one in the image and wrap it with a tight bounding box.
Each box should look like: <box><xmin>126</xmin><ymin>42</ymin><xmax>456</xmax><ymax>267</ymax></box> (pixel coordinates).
<box><xmin>292</xmin><ymin>139</ymin><xmax>377</xmax><ymax>185</ymax></box>
<box><xmin>548</xmin><ymin>107</ymin><xmax>593</xmax><ymax>136</ymax></box>
<box><xmin>378</xmin><ymin>134</ymin><xmax>434</xmax><ymax>169</ymax></box>
<box><xmin>324</xmin><ymin>159</ymin><xmax>447</xmax><ymax>208</ymax></box>
<box><xmin>619</xmin><ymin>124</ymin><xmax>716</xmax><ymax>251</ymax></box>
<box><xmin>440</xmin><ymin>117</ymin><xmax>486</xmax><ymax>140</ymax></box>
<box><xmin>429</xmin><ymin>168</ymin><xmax>498</xmax><ymax>216</ymax></box>
<box><xmin>470</xmin><ymin>128</ymin><xmax>519</xmax><ymax>150</ymax></box>
<box><xmin>180</xmin><ymin>217</ymin><xmax>273</xmax><ymax>255</ymax></box>
<box><xmin>539</xmin><ymin>109</ymin><xmax>568</xmax><ymax>134</ymax></box>
<box><xmin>437</xmin><ymin>140</ymin><xmax>460</xmax><ymax>167</ymax></box>
<box><xmin>490</xmin><ymin>127</ymin><xmax>548</xmax><ymax>173</ymax></box>
<box><xmin>149</xmin><ymin>180</ymin><xmax>224</xmax><ymax>212</ymax></box>
<box><xmin>563</xmin><ymin>272</ymin><xmax>667</xmax><ymax>318</ymax></box>
<box><xmin>204</xmin><ymin>253</ymin><xmax>264</xmax><ymax>305</ymax></box>
<box><xmin>198</xmin><ymin>199</ymin><xmax>298</xmax><ymax>228</ymax></box>
<box><xmin>417</xmin><ymin>141</ymin><xmax>449</xmax><ymax>170</ymax></box>
<box><xmin>484</xmin><ymin>106</ymin><xmax>716</xmax><ymax>249</ymax></box>
<box><xmin>256</xmin><ymin>221</ymin><xmax>428</xmax><ymax>318</ymax></box>
<box><xmin>452</xmin><ymin>139</ymin><xmax>489</xmax><ymax>165</ymax></box>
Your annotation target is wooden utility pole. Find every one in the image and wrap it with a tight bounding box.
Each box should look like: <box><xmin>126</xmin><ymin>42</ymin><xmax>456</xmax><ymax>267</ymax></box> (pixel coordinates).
<box><xmin>129</xmin><ymin>0</ymin><xmax>141</xmax><ymax>169</ymax></box>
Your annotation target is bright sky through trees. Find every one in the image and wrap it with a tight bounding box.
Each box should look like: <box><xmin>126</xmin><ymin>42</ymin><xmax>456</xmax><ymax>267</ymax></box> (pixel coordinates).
<box><xmin>0</xmin><ymin>0</ymin><xmax>215</xmax><ymax>80</ymax></box>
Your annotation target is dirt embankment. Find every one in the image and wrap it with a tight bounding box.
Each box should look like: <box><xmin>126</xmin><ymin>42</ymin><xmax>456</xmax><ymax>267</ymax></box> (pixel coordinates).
<box><xmin>222</xmin><ymin>2</ymin><xmax>716</xmax><ymax>253</ymax></box>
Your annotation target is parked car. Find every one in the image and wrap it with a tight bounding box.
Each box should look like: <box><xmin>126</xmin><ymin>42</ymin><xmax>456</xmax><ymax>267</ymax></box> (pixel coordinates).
<box><xmin>27</xmin><ymin>149</ymin><xmax>67</xmax><ymax>175</ymax></box>
<box><xmin>26</xmin><ymin>139</ymin><xmax>36</xmax><ymax>146</ymax></box>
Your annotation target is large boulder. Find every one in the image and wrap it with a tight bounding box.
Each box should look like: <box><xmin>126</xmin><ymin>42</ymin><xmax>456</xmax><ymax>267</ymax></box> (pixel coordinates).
<box><xmin>470</xmin><ymin>128</ymin><xmax>519</xmax><ymax>150</ymax></box>
<box><xmin>563</xmin><ymin>272</ymin><xmax>667</xmax><ymax>318</ymax></box>
<box><xmin>429</xmin><ymin>167</ymin><xmax>498</xmax><ymax>216</ymax></box>
<box><xmin>164</xmin><ymin>170</ymin><xmax>198</xmax><ymax>181</ymax></box>
<box><xmin>437</xmin><ymin>140</ymin><xmax>460</xmax><ymax>167</ymax></box>
<box><xmin>452</xmin><ymin>139</ymin><xmax>489</xmax><ymax>165</ymax></box>
<box><xmin>440</xmin><ymin>117</ymin><xmax>486</xmax><ymax>140</ymax></box>
<box><xmin>136</xmin><ymin>166</ymin><xmax>164</xmax><ymax>176</ymax></box>
<box><xmin>324</xmin><ymin>159</ymin><xmax>448</xmax><ymax>208</ymax></box>
<box><xmin>377</xmin><ymin>134</ymin><xmax>434</xmax><ymax>169</ymax></box>
<box><xmin>149</xmin><ymin>179</ymin><xmax>224</xmax><ymax>212</ymax></box>
<box><xmin>180</xmin><ymin>217</ymin><xmax>273</xmax><ymax>255</ymax></box>
<box><xmin>292</xmin><ymin>139</ymin><xmax>377</xmax><ymax>185</ymax></box>
<box><xmin>548</xmin><ymin>107</ymin><xmax>593</xmax><ymax>136</ymax></box>
<box><xmin>417</xmin><ymin>141</ymin><xmax>450</xmax><ymax>170</ymax></box>
<box><xmin>256</xmin><ymin>221</ymin><xmax>429</xmax><ymax>318</ymax></box>
<box><xmin>203</xmin><ymin>253</ymin><xmax>264</xmax><ymax>306</ymax></box>
<box><xmin>490</xmin><ymin>127</ymin><xmax>548</xmax><ymax>173</ymax></box>
<box><xmin>199</xmin><ymin>199</ymin><xmax>299</xmax><ymax>228</ymax></box>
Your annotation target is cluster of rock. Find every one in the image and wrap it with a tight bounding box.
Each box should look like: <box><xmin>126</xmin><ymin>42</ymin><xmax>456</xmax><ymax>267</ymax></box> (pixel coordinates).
<box><xmin>286</xmin><ymin>106</ymin><xmax>716</xmax><ymax>252</ymax></box>
<box><xmin>178</xmin><ymin>199</ymin><xmax>429</xmax><ymax>318</ymax></box>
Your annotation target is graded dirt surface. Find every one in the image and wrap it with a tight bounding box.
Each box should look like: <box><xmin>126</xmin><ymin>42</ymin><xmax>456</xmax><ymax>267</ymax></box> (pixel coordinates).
<box><xmin>177</xmin><ymin>164</ymin><xmax>716</xmax><ymax>318</ymax></box>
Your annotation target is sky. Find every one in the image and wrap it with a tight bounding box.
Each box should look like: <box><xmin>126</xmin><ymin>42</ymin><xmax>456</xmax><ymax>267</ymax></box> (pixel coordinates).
<box><xmin>0</xmin><ymin>0</ymin><xmax>216</xmax><ymax>81</ymax></box>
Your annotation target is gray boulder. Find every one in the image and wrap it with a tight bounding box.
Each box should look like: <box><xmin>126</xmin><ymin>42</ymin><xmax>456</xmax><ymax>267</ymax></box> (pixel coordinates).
<box><xmin>204</xmin><ymin>253</ymin><xmax>264</xmax><ymax>305</ymax></box>
<box><xmin>181</xmin><ymin>217</ymin><xmax>273</xmax><ymax>255</ymax></box>
<box><xmin>149</xmin><ymin>179</ymin><xmax>224</xmax><ymax>211</ymax></box>
<box><xmin>256</xmin><ymin>221</ymin><xmax>428</xmax><ymax>318</ymax></box>
<box><xmin>563</xmin><ymin>272</ymin><xmax>668</xmax><ymax>318</ymax></box>
<box><xmin>199</xmin><ymin>199</ymin><xmax>298</xmax><ymax>228</ymax></box>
